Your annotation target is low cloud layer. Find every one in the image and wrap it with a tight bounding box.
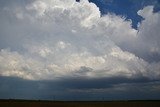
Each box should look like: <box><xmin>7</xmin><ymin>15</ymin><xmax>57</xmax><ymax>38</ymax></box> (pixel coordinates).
<box><xmin>0</xmin><ymin>0</ymin><xmax>160</xmax><ymax>80</ymax></box>
<box><xmin>0</xmin><ymin>76</ymin><xmax>160</xmax><ymax>100</ymax></box>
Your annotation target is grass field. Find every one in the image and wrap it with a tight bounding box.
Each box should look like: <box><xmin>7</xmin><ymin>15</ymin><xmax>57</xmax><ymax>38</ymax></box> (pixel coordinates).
<box><xmin>0</xmin><ymin>100</ymin><xmax>160</xmax><ymax>107</ymax></box>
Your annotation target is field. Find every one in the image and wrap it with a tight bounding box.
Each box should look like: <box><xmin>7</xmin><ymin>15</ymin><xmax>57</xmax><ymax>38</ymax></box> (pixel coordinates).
<box><xmin>1</xmin><ymin>100</ymin><xmax>160</xmax><ymax>107</ymax></box>
<box><xmin>0</xmin><ymin>100</ymin><xmax>160</xmax><ymax>107</ymax></box>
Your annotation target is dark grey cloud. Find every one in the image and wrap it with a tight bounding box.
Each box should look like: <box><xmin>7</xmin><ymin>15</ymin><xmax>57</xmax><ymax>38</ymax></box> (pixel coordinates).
<box><xmin>0</xmin><ymin>76</ymin><xmax>160</xmax><ymax>100</ymax></box>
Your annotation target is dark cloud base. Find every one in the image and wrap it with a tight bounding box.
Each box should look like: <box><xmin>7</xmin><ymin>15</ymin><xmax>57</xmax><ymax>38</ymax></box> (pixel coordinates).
<box><xmin>0</xmin><ymin>76</ymin><xmax>160</xmax><ymax>101</ymax></box>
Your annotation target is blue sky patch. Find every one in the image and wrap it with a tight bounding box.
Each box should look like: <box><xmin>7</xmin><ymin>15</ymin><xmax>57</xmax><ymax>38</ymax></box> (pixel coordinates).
<box><xmin>89</xmin><ymin>0</ymin><xmax>160</xmax><ymax>28</ymax></box>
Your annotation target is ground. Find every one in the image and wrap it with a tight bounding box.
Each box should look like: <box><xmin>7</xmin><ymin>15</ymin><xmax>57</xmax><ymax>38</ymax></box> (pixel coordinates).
<box><xmin>0</xmin><ymin>100</ymin><xmax>160</xmax><ymax>107</ymax></box>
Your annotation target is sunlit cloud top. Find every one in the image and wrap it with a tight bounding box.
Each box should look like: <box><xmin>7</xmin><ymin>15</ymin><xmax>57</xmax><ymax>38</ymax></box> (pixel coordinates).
<box><xmin>0</xmin><ymin>0</ymin><xmax>160</xmax><ymax>80</ymax></box>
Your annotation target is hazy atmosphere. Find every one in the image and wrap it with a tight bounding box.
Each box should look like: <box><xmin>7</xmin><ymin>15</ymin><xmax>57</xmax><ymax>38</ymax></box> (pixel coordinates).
<box><xmin>0</xmin><ymin>0</ymin><xmax>160</xmax><ymax>100</ymax></box>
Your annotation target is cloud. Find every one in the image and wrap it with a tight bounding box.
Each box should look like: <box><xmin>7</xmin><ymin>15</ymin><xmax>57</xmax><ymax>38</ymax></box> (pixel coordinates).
<box><xmin>0</xmin><ymin>76</ymin><xmax>160</xmax><ymax>100</ymax></box>
<box><xmin>0</xmin><ymin>0</ymin><xmax>160</xmax><ymax>80</ymax></box>
<box><xmin>137</xmin><ymin>6</ymin><xmax>160</xmax><ymax>58</ymax></box>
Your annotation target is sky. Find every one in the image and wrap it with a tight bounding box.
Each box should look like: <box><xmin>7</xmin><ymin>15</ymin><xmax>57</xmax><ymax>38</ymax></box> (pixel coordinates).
<box><xmin>0</xmin><ymin>0</ymin><xmax>160</xmax><ymax>100</ymax></box>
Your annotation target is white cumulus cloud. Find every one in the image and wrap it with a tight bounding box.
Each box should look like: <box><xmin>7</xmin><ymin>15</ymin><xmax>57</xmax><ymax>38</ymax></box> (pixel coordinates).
<box><xmin>0</xmin><ymin>0</ymin><xmax>160</xmax><ymax>80</ymax></box>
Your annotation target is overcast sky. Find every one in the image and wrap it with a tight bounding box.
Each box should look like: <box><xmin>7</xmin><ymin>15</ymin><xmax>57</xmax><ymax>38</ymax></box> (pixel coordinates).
<box><xmin>0</xmin><ymin>0</ymin><xmax>160</xmax><ymax>100</ymax></box>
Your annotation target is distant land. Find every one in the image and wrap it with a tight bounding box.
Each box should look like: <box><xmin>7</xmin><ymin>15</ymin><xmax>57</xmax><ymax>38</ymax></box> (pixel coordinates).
<box><xmin>0</xmin><ymin>99</ymin><xmax>160</xmax><ymax>107</ymax></box>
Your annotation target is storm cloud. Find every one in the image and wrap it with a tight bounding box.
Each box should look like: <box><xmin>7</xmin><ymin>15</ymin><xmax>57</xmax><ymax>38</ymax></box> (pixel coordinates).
<box><xmin>0</xmin><ymin>0</ymin><xmax>160</xmax><ymax>80</ymax></box>
<box><xmin>0</xmin><ymin>0</ymin><xmax>160</xmax><ymax>100</ymax></box>
<box><xmin>0</xmin><ymin>76</ymin><xmax>160</xmax><ymax>100</ymax></box>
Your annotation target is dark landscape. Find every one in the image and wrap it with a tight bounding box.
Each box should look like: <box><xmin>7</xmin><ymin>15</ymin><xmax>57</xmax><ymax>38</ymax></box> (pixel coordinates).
<box><xmin>0</xmin><ymin>100</ymin><xmax>160</xmax><ymax>107</ymax></box>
